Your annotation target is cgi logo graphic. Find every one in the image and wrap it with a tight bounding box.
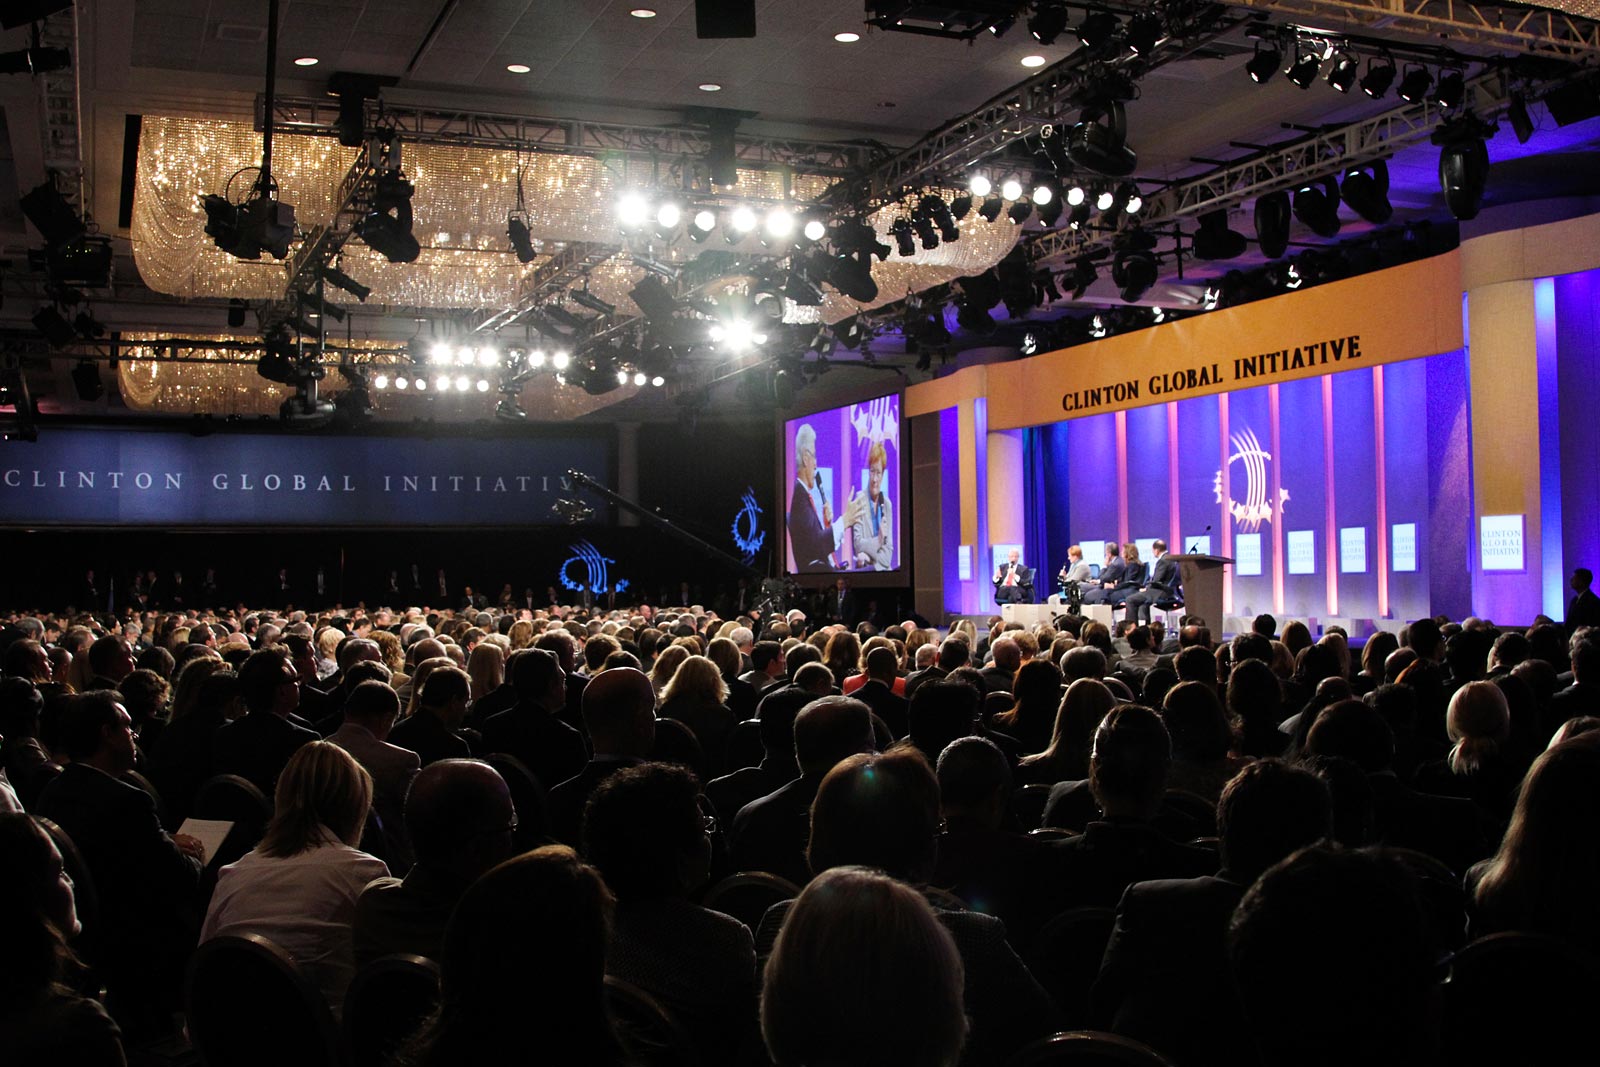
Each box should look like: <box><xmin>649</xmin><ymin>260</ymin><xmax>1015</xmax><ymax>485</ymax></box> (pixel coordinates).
<box><xmin>1214</xmin><ymin>428</ymin><xmax>1290</xmax><ymax>532</ymax></box>
<box><xmin>731</xmin><ymin>487</ymin><xmax>766</xmax><ymax>565</ymax></box>
<box><xmin>849</xmin><ymin>396</ymin><xmax>900</xmax><ymax>453</ymax></box>
<box><xmin>558</xmin><ymin>540</ymin><xmax>629</xmax><ymax>594</ymax></box>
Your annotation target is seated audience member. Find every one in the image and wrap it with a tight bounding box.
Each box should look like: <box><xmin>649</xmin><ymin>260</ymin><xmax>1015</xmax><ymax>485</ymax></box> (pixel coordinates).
<box><xmin>705</xmin><ymin>686</ymin><xmax>807</xmax><ymax>823</ymax></box>
<box><xmin>389</xmin><ymin>665</ymin><xmax>473</xmax><ymax>768</ymax></box>
<box><xmin>84</xmin><ymin>634</ymin><xmax>135</xmax><ymax>692</ymax></box>
<box><xmin>1547</xmin><ymin>631</ymin><xmax>1600</xmax><ymax>731</ymax></box>
<box><xmin>1356</xmin><ymin>631</ymin><xmax>1401</xmax><ymax>696</ymax></box>
<box><xmin>756</xmin><ymin>746</ymin><xmax>1055</xmax><ymax>1065</ymax></box>
<box><xmin>730</xmin><ymin>695</ymin><xmax>874</xmax><ymax>886</ymax></box>
<box><xmin>147</xmin><ymin>661</ymin><xmax>237</xmax><ymax>823</ymax></box>
<box><xmin>1226</xmin><ymin>657</ymin><xmax>1285</xmax><ymax>758</ymax></box>
<box><xmin>1047</xmin><ymin>705</ymin><xmax>1217</xmax><ymax>907</ymax></box>
<box><xmin>738</xmin><ymin>641</ymin><xmax>787</xmax><ymax>695</ymax></box>
<box><xmin>354</xmin><ymin>759</ymin><xmax>515</xmax><ymax>965</ymax></box>
<box><xmin>1018</xmin><ymin>677</ymin><xmax>1115</xmax><ymax>787</ymax></box>
<box><xmin>1229</xmin><ymin>846</ymin><xmax>1438</xmax><ymax>1067</ymax></box>
<box><xmin>1</xmin><ymin>677</ymin><xmax>54</xmax><ymax>809</ymax></box>
<box><xmin>991</xmin><ymin>659</ymin><xmax>1065</xmax><ymax>756</ymax></box>
<box><xmin>852</xmin><ymin>645</ymin><xmax>910</xmax><ymax>739</ymax></box>
<box><xmin>116</xmin><ymin>668</ymin><xmax>170</xmax><ymax>748</ymax></box>
<box><xmin>480</xmin><ymin>648</ymin><xmax>586</xmax><ymax>789</ymax></box>
<box><xmin>934</xmin><ymin>736</ymin><xmax>1060</xmax><ymax>942</ymax></box>
<box><xmin>398</xmin><ymin>846</ymin><xmax>625</xmax><ymax>1067</ymax></box>
<box><xmin>547</xmin><ymin>667</ymin><xmax>656</xmax><ymax>845</ymax></box>
<box><xmin>1412</xmin><ymin>679</ymin><xmax>1523</xmax><ymax>821</ymax></box>
<box><xmin>584</xmin><ymin>763</ymin><xmax>757</xmax><ymax>1065</ymax></box>
<box><xmin>1140</xmin><ymin>667</ymin><xmax>1178</xmax><ymax>709</ymax></box>
<box><xmin>1160</xmin><ymin>681</ymin><xmax>1248</xmax><ymax>804</ymax></box>
<box><xmin>201</xmin><ymin>742</ymin><xmax>388</xmax><ymax>1012</ymax></box>
<box><xmin>0</xmin><ymin>812</ymin><xmax>126</xmax><ymax>1066</ymax></box>
<box><xmin>34</xmin><ymin>692</ymin><xmax>204</xmax><ymax>1034</ymax></box>
<box><xmin>1547</xmin><ymin>714</ymin><xmax>1600</xmax><ymax>748</ymax></box>
<box><xmin>707</xmin><ymin>636</ymin><xmax>758</xmax><ymax>721</ymax></box>
<box><xmin>979</xmin><ymin>636</ymin><xmax>1022</xmax><ymax>695</ymax></box>
<box><xmin>658</xmin><ymin>654</ymin><xmax>737</xmax><ymax>776</ymax></box>
<box><xmin>822</xmin><ymin>631</ymin><xmax>863</xmax><ymax>688</ymax></box>
<box><xmin>327</xmin><ymin>680</ymin><xmax>420</xmax><ymax>864</ymax></box>
<box><xmin>1093</xmin><ymin>760</ymin><xmax>1332</xmax><ymax>1064</ymax></box>
<box><xmin>907</xmin><ymin>639</ymin><xmax>968</xmax><ymax>700</ymax></box>
<box><xmin>211</xmin><ymin>648</ymin><xmax>320</xmax><ymax>795</ymax></box>
<box><xmin>1467</xmin><ymin>734</ymin><xmax>1600</xmax><ymax>951</ymax></box>
<box><xmin>1061</xmin><ymin>644</ymin><xmax>1108</xmax><ymax>683</ymax></box>
<box><xmin>762</xmin><ymin>867</ymin><xmax>968</xmax><ymax>1067</ymax></box>
<box><xmin>907</xmin><ymin>680</ymin><xmax>984</xmax><ymax>767</ymax></box>
<box><xmin>1303</xmin><ymin>699</ymin><xmax>1488</xmax><ymax>873</ymax></box>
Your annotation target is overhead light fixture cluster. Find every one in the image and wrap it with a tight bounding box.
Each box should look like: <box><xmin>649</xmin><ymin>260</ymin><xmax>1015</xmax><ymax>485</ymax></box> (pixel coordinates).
<box><xmin>1247</xmin><ymin>27</ymin><xmax>1472</xmax><ymax>111</ymax></box>
<box><xmin>1027</xmin><ymin>4</ymin><xmax>1164</xmax><ymax>55</ymax></box>
<box><xmin>614</xmin><ymin>191</ymin><xmax>825</xmax><ymax>249</ymax></box>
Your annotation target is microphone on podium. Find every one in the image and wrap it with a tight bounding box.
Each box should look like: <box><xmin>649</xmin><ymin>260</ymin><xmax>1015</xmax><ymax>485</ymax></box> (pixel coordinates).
<box><xmin>1187</xmin><ymin>524</ymin><xmax>1212</xmax><ymax>554</ymax></box>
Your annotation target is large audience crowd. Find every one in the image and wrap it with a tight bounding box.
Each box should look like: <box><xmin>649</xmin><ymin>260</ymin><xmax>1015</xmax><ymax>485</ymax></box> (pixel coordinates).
<box><xmin>2</xmin><ymin>590</ymin><xmax>1598</xmax><ymax>1066</ymax></box>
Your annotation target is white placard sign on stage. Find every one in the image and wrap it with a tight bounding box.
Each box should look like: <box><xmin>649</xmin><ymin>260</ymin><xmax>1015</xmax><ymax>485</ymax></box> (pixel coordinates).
<box><xmin>958</xmin><ymin>545</ymin><xmax>972</xmax><ymax>581</ymax></box>
<box><xmin>1480</xmin><ymin>515</ymin><xmax>1525</xmax><ymax>572</ymax></box>
<box><xmin>1392</xmin><ymin>523</ymin><xmax>1417</xmax><ymax>572</ymax></box>
<box><xmin>1135</xmin><ymin>538</ymin><xmax>1158</xmax><ymax>563</ymax></box>
<box><xmin>1235</xmin><ymin>533</ymin><xmax>1263</xmax><ymax>576</ymax></box>
<box><xmin>1340</xmin><ymin>527</ymin><xmax>1367</xmax><ymax>574</ymax></box>
<box><xmin>1078</xmin><ymin>540</ymin><xmax>1107</xmax><ymax>570</ymax></box>
<box><xmin>1182</xmin><ymin>535</ymin><xmax>1211</xmax><ymax>556</ymax></box>
<box><xmin>1287</xmin><ymin>530</ymin><xmax>1316</xmax><ymax>575</ymax></box>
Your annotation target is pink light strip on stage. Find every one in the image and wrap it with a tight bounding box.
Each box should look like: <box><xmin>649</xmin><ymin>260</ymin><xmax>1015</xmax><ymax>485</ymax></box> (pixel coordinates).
<box><xmin>1270</xmin><ymin>384</ymin><xmax>1285</xmax><ymax>616</ymax></box>
<box><xmin>1168</xmin><ymin>403</ymin><xmax>1181</xmax><ymax>550</ymax></box>
<box><xmin>1323</xmin><ymin>375</ymin><xmax>1339</xmax><ymax>617</ymax></box>
<box><xmin>1219</xmin><ymin>393</ymin><xmax>1233</xmax><ymax>617</ymax></box>
<box><xmin>1115</xmin><ymin>409</ymin><xmax>1130</xmax><ymax>546</ymax></box>
<box><xmin>1374</xmin><ymin>365</ymin><xmax>1390</xmax><ymax>619</ymax></box>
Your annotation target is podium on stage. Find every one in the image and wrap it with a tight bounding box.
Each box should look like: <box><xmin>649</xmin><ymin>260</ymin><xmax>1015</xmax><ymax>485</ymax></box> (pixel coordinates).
<box><xmin>1169</xmin><ymin>554</ymin><xmax>1233</xmax><ymax>629</ymax></box>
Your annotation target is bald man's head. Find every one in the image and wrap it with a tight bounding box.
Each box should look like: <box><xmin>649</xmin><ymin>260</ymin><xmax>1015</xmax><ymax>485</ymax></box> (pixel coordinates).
<box><xmin>793</xmin><ymin>695</ymin><xmax>874</xmax><ymax>777</ymax></box>
<box><xmin>405</xmin><ymin>759</ymin><xmax>515</xmax><ymax>880</ymax></box>
<box><xmin>409</xmin><ymin>637</ymin><xmax>446</xmax><ymax>665</ymax></box>
<box><xmin>582</xmin><ymin>666</ymin><xmax>657</xmax><ymax>757</ymax></box>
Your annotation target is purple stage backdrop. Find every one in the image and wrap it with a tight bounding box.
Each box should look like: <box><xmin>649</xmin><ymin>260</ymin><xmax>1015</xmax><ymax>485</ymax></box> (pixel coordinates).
<box><xmin>784</xmin><ymin>394</ymin><xmax>903</xmax><ymax>575</ymax></box>
<box><xmin>1028</xmin><ymin>349</ymin><xmax>1472</xmax><ymax>625</ymax></box>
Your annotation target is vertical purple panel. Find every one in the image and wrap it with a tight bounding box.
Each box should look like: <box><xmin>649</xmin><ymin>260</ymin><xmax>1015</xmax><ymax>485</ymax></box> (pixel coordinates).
<box><xmin>1175</xmin><ymin>394</ymin><xmax>1222</xmax><ymax>556</ymax></box>
<box><xmin>1125</xmin><ymin>403</ymin><xmax>1171</xmax><ymax>548</ymax></box>
<box><xmin>1330</xmin><ymin>367</ymin><xmax>1380</xmax><ymax>619</ymax></box>
<box><xmin>1382</xmin><ymin>354</ymin><xmax>1433</xmax><ymax>622</ymax></box>
<box><xmin>1067</xmin><ymin>412</ymin><xmax>1121</xmax><ymax>560</ymax></box>
<box><xmin>940</xmin><ymin>407</ymin><xmax>962</xmax><ymax>613</ymax></box>
<box><xmin>1557</xmin><ymin>268</ymin><xmax>1600</xmax><ymax>610</ymax></box>
<box><xmin>1426</xmin><ymin>346</ymin><xmax>1474</xmax><ymax>621</ymax></box>
<box><xmin>1277</xmin><ymin>376</ymin><xmax>1329</xmax><ymax>618</ymax></box>
<box><xmin>1225</xmin><ymin>385</ymin><xmax>1275</xmax><ymax>619</ymax></box>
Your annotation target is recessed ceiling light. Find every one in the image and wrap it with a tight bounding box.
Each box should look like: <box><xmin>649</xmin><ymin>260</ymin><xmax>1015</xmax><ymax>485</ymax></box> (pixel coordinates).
<box><xmin>630</xmin><ymin>7</ymin><xmax>657</xmax><ymax>17</ymax></box>
<box><xmin>834</xmin><ymin>31</ymin><xmax>860</xmax><ymax>43</ymax></box>
<box><xmin>506</xmin><ymin>62</ymin><xmax>531</xmax><ymax>74</ymax></box>
<box><xmin>293</xmin><ymin>56</ymin><xmax>318</xmax><ymax>66</ymax></box>
<box><xmin>1020</xmin><ymin>54</ymin><xmax>1046</xmax><ymax>67</ymax></box>
<box><xmin>698</xmin><ymin>82</ymin><xmax>723</xmax><ymax>92</ymax></box>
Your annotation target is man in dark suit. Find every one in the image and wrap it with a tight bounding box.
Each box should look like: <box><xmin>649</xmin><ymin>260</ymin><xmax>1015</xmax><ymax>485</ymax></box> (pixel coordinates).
<box><xmin>1050</xmin><ymin>705</ymin><xmax>1218</xmax><ymax>911</ymax></box>
<box><xmin>706</xmin><ymin>686</ymin><xmax>806</xmax><ymax>824</ymax></box>
<box><xmin>35</xmin><ymin>691</ymin><xmax>205</xmax><ymax>1034</ymax></box>
<box><xmin>481</xmin><ymin>647</ymin><xmax>587</xmax><ymax>791</ymax></box>
<box><xmin>854</xmin><ymin>645</ymin><xmax>910</xmax><ymax>739</ymax></box>
<box><xmin>547</xmin><ymin>667</ymin><xmax>656</xmax><ymax>845</ymax></box>
<box><xmin>389</xmin><ymin>665</ymin><xmax>474</xmax><ymax>768</ymax></box>
<box><xmin>993</xmin><ymin>548</ymin><xmax>1034</xmax><ymax>605</ymax></box>
<box><xmin>906</xmin><ymin>639</ymin><xmax>969</xmax><ymax>701</ymax></box>
<box><xmin>212</xmin><ymin>648</ymin><xmax>320</xmax><ymax>795</ymax></box>
<box><xmin>979</xmin><ymin>635</ymin><xmax>1022</xmax><ymax>695</ymax></box>
<box><xmin>1081</xmin><ymin>545</ymin><xmax>1126</xmax><ymax>605</ymax></box>
<box><xmin>1091</xmin><ymin>760</ymin><xmax>1332</xmax><ymax>1064</ymax></box>
<box><xmin>1568</xmin><ymin>568</ymin><xmax>1600</xmax><ymax>638</ymax></box>
<box><xmin>789</xmin><ymin>423</ymin><xmax>862</xmax><ymax>573</ymax></box>
<box><xmin>831</xmin><ymin>577</ymin><xmax>858</xmax><ymax>626</ymax></box>
<box><xmin>730</xmin><ymin>695</ymin><xmax>874</xmax><ymax>886</ymax></box>
<box><xmin>1550</xmin><ymin>631</ymin><xmax>1600</xmax><ymax>732</ymax></box>
<box><xmin>1125</xmin><ymin>540</ymin><xmax>1179</xmax><ymax>625</ymax></box>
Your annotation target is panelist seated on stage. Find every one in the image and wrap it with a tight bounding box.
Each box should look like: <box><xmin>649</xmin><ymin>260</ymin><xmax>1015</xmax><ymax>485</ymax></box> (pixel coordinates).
<box><xmin>1125</xmin><ymin>540</ymin><xmax>1182</xmax><ymax>625</ymax></box>
<box><xmin>1084</xmin><ymin>544</ymin><xmax>1147</xmax><ymax>607</ymax></box>
<box><xmin>1058</xmin><ymin>544</ymin><xmax>1093</xmax><ymax>589</ymax></box>
<box><xmin>993</xmin><ymin>548</ymin><xmax>1035</xmax><ymax>604</ymax></box>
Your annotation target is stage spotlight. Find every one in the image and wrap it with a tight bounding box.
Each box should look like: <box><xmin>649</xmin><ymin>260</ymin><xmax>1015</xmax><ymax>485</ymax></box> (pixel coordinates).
<box><xmin>1069</xmin><ymin>256</ymin><xmax>1098</xmax><ymax>300</ymax></box>
<box><xmin>617</xmin><ymin>193</ymin><xmax>650</xmax><ymax>229</ymax></box>
<box><xmin>1036</xmin><ymin>197</ymin><xmax>1064</xmax><ymax>227</ymax></box>
<box><xmin>1112</xmin><ymin>234</ymin><xmax>1158</xmax><ymax>302</ymax></box>
<box><xmin>71</xmin><ymin>360</ymin><xmax>104</xmax><ymax>401</ymax></box>
<box><xmin>1326</xmin><ymin>51</ymin><xmax>1358</xmax><ymax>93</ymax></box>
<box><xmin>1246</xmin><ymin>40</ymin><xmax>1281</xmax><ymax>84</ymax></box>
<box><xmin>1123</xmin><ymin>184</ymin><xmax>1143</xmax><ymax>213</ymax></box>
<box><xmin>20</xmin><ymin>181</ymin><xmax>85</xmax><ymax>246</ymax></box>
<box><xmin>1076</xmin><ymin>11</ymin><xmax>1119</xmax><ymax>48</ymax></box>
<box><xmin>690</xmin><ymin>209</ymin><xmax>717</xmax><ymax>242</ymax></box>
<box><xmin>429</xmin><ymin>342</ymin><xmax>453</xmax><ymax>365</ymax></box>
<box><xmin>328</xmin><ymin>72</ymin><xmax>394</xmax><ymax>147</ymax></box>
<box><xmin>922</xmin><ymin>195</ymin><xmax>960</xmax><ymax>241</ymax></box>
<box><xmin>1032</xmin><ymin>183</ymin><xmax>1054</xmax><ymax>206</ymax></box>
<box><xmin>1124</xmin><ymin>13</ymin><xmax>1162</xmax><ymax>54</ymax></box>
<box><xmin>374</xmin><ymin>374</ymin><xmax>389</xmax><ymax>390</ymax></box>
<box><xmin>1286</xmin><ymin>48</ymin><xmax>1321</xmax><ymax>89</ymax></box>
<box><xmin>570</xmin><ymin>288</ymin><xmax>616</xmax><ymax>316</ymax></box>
<box><xmin>949</xmin><ymin>194</ymin><xmax>973</xmax><ymax>221</ymax></box>
<box><xmin>1361</xmin><ymin>56</ymin><xmax>1396</xmax><ymax>99</ymax></box>
<box><xmin>1065</xmin><ymin>185</ymin><xmax>1086</xmax><ymax>207</ymax></box>
<box><xmin>1068</xmin><ymin>201</ymin><xmax>1091</xmax><ymax>228</ymax></box>
<box><xmin>654</xmin><ymin>201</ymin><xmax>683</xmax><ymax>238</ymax></box>
<box><xmin>911</xmin><ymin>213</ymin><xmax>941</xmax><ymax>249</ymax></box>
<box><xmin>1397</xmin><ymin>65</ymin><xmax>1432</xmax><ymax>103</ymax></box>
<box><xmin>1000</xmin><ymin>178</ymin><xmax>1023</xmax><ymax>201</ymax></box>
<box><xmin>1434</xmin><ymin>70</ymin><xmax>1465</xmax><ymax>110</ymax></box>
<box><xmin>508</xmin><ymin>214</ymin><xmax>537</xmax><ymax>263</ymax></box>
<box><xmin>1097</xmin><ymin>189</ymin><xmax>1115</xmax><ymax>211</ymax></box>
<box><xmin>1192</xmin><ymin>209</ymin><xmax>1247</xmax><ymax>260</ymax></box>
<box><xmin>890</xmin><ymin>218</ymin><xmax>917</xmax><ymax>257</ymax></box>
<box><xmin>1066</xmin><ymin>99</ymin><xmax>1137</xmax><ymax>177</ymax></box>
<box><xmin>1254</xmin><ymin>190</ymin><xmax>1292</xmax><ymax>259</ymax></box>
<box><xmin>969</xmin><ymin>174</ymin><xmax>992</xmax><ymax>197</ymax></box>
<box><xmin>32</xmin><ymin>306</ymin><xmax>75</xmax><ymax>348</ymax></box>
<box><xmin>1340</xmin><ymin>160</ymin><xmax>1393</xmax><ymax>223</ymax></box>
<box><xmin>1436</xmin><ymin>118</ymin><xmax>1492</xmax><ymax>220</ymax></box>
<box><xmin>629</xmin><ymin>274</ymin><xmax>680</xmax><ymax>321</ymax></box>
<box><xmin>496</xmin><ymin>396</ymin><xmax>528</xmax><ymax>420</ymax></box>
<box><xmin>764</xmin><ymin>206</ymin><xmax>796</xmax><ymax>239</ymax></box>
<box><xmin>1292</xmin><ymin>177</ymin><xmax>1342</xmax><ymax>238</ymax></box>
<box><xmin>321</xmin><ymin>265</ymin><xmax>371</xmax><ymax>302</ymax></box>
<box><xmin>356</xmin><ymin>173</ymin><xmax>420</xmax><ymax>263</ymax></box>
<box><xmin>978</xmin><ymin>197</ymin><xmax>1005</xmax><ymax>223</ymax></box>
<box><xmin>1508</xmin><ymin>92</ymin><xmax>1535</xmax><ymax>144</ymax></box>
<box><xmin>802</xmin><ymin>216</ymin><xmax>827</xmax><ymax>242</ymax></box>
<box><xmin>552</xmin><ymin>351</ymin><xmax>572</xmax><ymax>370</ymax></box>
<box><xmin>227</xmin><ymin>298</ymin><xmax>248</xmax><ymax>328</ymax></box>
<box><xmin>394</xmin><ymin>375</ymin><xmax>410</xmax><ymax>390</ymax></box>
<box><xmin>1007</xmin><ymin>200</ymin><xmax>1033</xmax><ymax>224</ymax></box>
<box><xmin>1029</xmin><ymin>2</ymin><xmax>1070</xmax><ymax>45</ymax></box>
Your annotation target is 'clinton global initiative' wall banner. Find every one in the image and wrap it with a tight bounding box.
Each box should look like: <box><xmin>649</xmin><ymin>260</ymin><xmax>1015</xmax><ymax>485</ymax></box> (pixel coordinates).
<box><xmin>0</xmin><ymin>427</ymin><xmax>611</xmax><ymax>527</ymax></box>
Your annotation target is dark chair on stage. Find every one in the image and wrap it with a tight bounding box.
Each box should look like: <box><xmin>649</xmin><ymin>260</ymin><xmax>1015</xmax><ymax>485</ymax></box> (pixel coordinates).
<box><xmin>345</xmin><ymin>954</ymin><xmax>441</xmax><ymax>1067</ymax></box>
<box><xmin>187</xmin><ymin>933</ymin><xmax>346</xmax><ymax>1067</ymax></box>
<box><xmin>995</xmin><ymin>567</ymin><xmax>1036</xmax><ymax>607</ymax></box>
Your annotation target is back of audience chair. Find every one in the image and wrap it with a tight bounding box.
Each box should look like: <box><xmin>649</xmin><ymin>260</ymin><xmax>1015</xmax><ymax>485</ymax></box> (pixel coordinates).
<box><xmin>1007</xmin><ymin>1030</ymin><xmax>1179</xmax><ymax>1067</ymax></box>
<box><xmin>1441</xmin><ymin>931</ymin><xmax>1600</xmax><ymax>1067</ymax></box>
<box><xmin>724</xmin><ymin>718</ymin><xmax>764</xmax><ymax>773</ymax></box>
<box><xmin>192</xmin><ymin>773</ymin><xmax>273</xmax><ymax>866</ymax></box>
<box><xmin>344</xmin><ymin>954</ymin><xmax>441</xmax><ymax>1067</ymax></box>
<box><xmin>603</xmin><ymin>975</ymin><xmax>697</xmax><ymax>1067</ymax></box>
<box><xmin>1012</xmin><ymin>783</ymin><xmax>1055</xmax><ymax>832</ymax></box>
<box><xmin>123</xmin><ymin>768</ymin><xmax>171</xmax><ymax>828</ymax></box>
<box><xmin>648</xmin><ymin>717</ymin><xmax>708</xmax><ymax>780</ymax></box>
<box><xmin>187</xmin><ymin>933</ymin><xmax>347</xmax><ymax>1067</ymax></box>
<box><xmin>35</xmin><ymin>815</ymin><xmax>100</xmax><ymax>940</ymax></box>
<box><xmin>477</xmin><ymin>751</ymin><xmax>549</xmax><ymax>850</ymax></box>
<box><xmin>701</xmin><ymin>871</ymin><xmax>801</xmax><ymax>931</ymax></box>
<box><xmin>1027</xmin><ymin>908</ymin><xmax>1119</xmax><ymax>1029</ymax></box>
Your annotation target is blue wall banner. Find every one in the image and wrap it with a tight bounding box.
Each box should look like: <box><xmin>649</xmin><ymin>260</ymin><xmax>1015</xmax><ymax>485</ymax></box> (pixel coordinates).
<box><xmin>0</xmin><ymin>427</ymin><xmax>612</xmax><ymax>527</ymax></box>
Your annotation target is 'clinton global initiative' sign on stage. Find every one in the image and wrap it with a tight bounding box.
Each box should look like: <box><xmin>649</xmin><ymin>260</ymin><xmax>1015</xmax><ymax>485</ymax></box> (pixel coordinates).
<box><xmin>0</xmin><ymin>427</ymin><xmax>611</xmax><ymax>527</ymax></box>
<box><xmin>1062</xmin><ymin>334</ymin><xmax>1363</xmax><ymax>413</ymax></box>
